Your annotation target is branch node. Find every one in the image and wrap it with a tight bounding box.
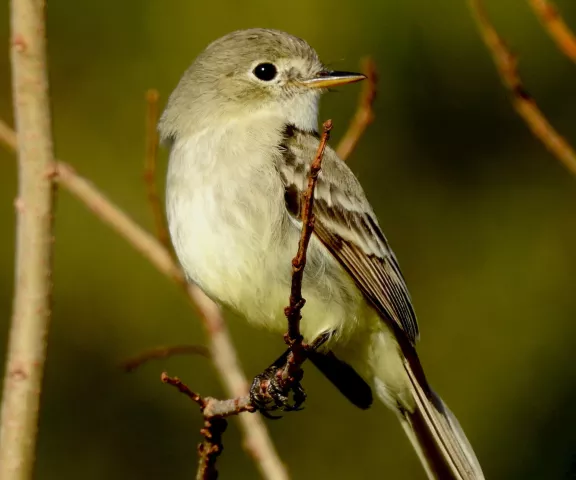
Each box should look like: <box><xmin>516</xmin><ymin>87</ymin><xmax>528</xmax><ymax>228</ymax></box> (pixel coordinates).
<box><xmin>162</xmin><ymin>372</ymin><xmax>257</xmax><ymax>479</ymax></box>
<box><xmin>529</xmin><ymin>0</ymin><xmax>576</xmax><ymax>63</ymax></box>
<box><xmin>470</xmin><ymin>0</ymin><xmax>576</xmax><ymax>176</ymax></box>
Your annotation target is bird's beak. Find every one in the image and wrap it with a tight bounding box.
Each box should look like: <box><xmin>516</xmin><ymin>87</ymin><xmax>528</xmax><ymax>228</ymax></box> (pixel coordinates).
<box><xmin>299</xmin><ymin>70</ymin><xmax>366</xmax><ymax>89</ymax></box>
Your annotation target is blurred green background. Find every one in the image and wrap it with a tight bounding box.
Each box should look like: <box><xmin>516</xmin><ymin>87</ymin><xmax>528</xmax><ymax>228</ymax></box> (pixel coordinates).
<box><xmin>1</xmin><ymin>1</ymin><xmax>576</xmax><ymax>478</ymax></box>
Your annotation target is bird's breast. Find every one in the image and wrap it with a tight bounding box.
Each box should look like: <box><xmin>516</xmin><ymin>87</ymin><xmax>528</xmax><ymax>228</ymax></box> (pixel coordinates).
<box><xmin>165</xmin><ymin>130</ymin><xmax>297</xmax><ymax>325</ymax></box>
<box><xmin>165</xmin><ymin>121</ymin><xmax>367</xmax><ymax>343</ymax></box>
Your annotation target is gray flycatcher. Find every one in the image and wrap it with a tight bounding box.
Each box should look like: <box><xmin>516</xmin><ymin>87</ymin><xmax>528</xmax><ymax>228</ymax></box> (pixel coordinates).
<box><xmin>159</xmin><ymin>28</ymin><xmax>485</xmax><ymax>480</ymax></box>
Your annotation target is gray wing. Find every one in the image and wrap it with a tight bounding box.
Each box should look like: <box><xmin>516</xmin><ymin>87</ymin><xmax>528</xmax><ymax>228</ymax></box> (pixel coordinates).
<box><xmin>277</xmin><ymin>127</ymin><xmax>419</xmax><ymax>344</ymax></box>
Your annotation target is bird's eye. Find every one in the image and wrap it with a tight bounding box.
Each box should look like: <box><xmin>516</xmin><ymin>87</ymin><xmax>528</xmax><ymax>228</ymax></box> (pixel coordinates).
<box><xmin>253</xmin><ymin>63</ymin><xmax>277</xmax><ymax>81</ymax></box>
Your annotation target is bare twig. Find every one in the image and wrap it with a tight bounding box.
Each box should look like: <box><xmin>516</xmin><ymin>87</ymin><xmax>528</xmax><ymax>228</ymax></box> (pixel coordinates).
<box><xmin>0</xmin><ymin>1</ymin><xmax>57</xmax><ymax>478</ymax></box>
<box><xmin>163</xmin><ymin>373</ymin><xmax>224</xmax><ymax>480</ymax></box>
<box><xmin>196</xmin><ymin>415</ymin><xmax>228</xmax><ymax>480</ymax></box>
<box><xmin>161</xmin><ymin>373</ymin><xmax>254</xmax><ymax>417</ymax></box>
<box><xmin>336</xmin><ymin>58</ymin><xmax>377</xmax><ymax>161</ymax></box>
<box><xmin>528</xmin><ymin>0</ymin><xmax>576</xmax><ymax>63</ymax></box>
<box><xmin>162</xmin><ymin>373</ymin><xmax>254</xmax><ymax>480</ymax></box>
<box><xmin>121</xmin><ymin>344</ymin><xmax>210</xmax><ymax>372</ymax></box>
<box><xmin>469</xmin><ymin>0</ymin><xmax>576</xmax><ymax>177</ymax></box>
<box><xmin>0</xmin><ymin>119</ymin><xmax>289</xmax><ymax>480</ymax></box>
<box><xmin>162</xmin><ymin>373</ymin><xmax>206</xmax><ymax>405</ymax></box>
<box><xmin>277</xmin><ymin>120</ymin><xmax>332</xmax><ymax>387</ymax></box>
<box><xmin>144</xmin><ymin>89</ymin><xmax>172</xmax><ymax>252</ymax></box>
<box><xmin>285</xmin><ymin>119</ymin><xmax>332</xmax><ymax>345</ymax></box>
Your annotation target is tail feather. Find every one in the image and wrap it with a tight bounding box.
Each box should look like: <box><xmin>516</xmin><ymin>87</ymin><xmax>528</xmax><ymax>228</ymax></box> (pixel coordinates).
<box><xmin>368</xmin><ymin>328</ymin><xmax>484</xmax><ymax>480</ymax></box>
<box><xmin>398</xmin><ymin>358</ymin><xmax>485</xmax><ymax>480</ymax></box>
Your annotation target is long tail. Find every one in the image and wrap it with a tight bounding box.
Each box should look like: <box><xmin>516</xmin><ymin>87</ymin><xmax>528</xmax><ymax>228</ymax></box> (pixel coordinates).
<box><xmin>372</xmin><ymin>332</ymin><xmax>485</xmax><ymax>480</ymax></box>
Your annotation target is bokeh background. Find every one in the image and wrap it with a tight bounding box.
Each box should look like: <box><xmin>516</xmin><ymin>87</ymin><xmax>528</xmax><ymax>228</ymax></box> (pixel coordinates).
<box><xmin>1</xmin><ymin>1</ymin><xmax>576</xmax><ymax>478</ymax></box>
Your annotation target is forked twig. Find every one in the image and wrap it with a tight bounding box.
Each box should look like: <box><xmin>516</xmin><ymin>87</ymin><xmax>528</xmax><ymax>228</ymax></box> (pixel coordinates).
<box><xmin>528</xmin><ymin>0</ymin><xmax>576</xmax><ymax>63</ymax></box>
<box><xmin>469</xmin><ymin>0</ymin><xmax>576</xmax><ymax>177</ymax></box>
<box><xmin>162</xmin><ymin>373</ymin><xmax>254</xmax><ymax>480</ymax></box>
<box><xmin>336</xmin><ymin>58</ymin><xmax>377</xmax><ymax>161</ymax></box>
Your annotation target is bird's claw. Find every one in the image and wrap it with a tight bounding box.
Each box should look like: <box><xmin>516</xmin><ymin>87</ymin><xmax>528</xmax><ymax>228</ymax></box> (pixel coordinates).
<box><xmin>249</xmin><ymin>364</ymin><xmax>306</xmax><ymax>417</ymax></box>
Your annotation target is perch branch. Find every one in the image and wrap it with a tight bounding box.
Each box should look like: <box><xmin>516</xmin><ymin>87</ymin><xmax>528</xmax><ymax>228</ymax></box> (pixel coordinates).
<box><xmin>280</xmin><ymin>120</ymin><xmax>332</xmax><ymax>385</ymax></box>
<box><xmin>528</xmin><ymin>0</ymin><xmax>576</xmax><ymax>63</ymax></box>
<box><xmin>336</xmin><ymin>58</ymin><xmax>377</xmax><ymax>161</ymax></box>
<box><xmin>469</xmin><ymin>0</ymin><xmax>576</xmax><ymax>177</ymax></box>
<box><xmin>0</xmin><ymin>119</ymin><xmax>289</xmax><ymax>480</ymax></box>
<box><xmin>144</xmin><ymin>89</ymin><xmax>172</xmax><ymax>253</ymax></box>
<box><xmin>285</xmin><ymin>120</ymin><xmax>332</xmax><ymax>345</ymax></box>
<box><xmin>0</xmin><ymin>1</ymin><xmax>57</xmax><ymax>479</ymax></box>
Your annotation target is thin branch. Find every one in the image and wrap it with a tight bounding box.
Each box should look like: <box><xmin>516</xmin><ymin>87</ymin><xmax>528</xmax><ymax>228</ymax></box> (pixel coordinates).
<box><xmin>162</xmin><ymin>373</ymin><xmax>206</xmax><ymax>406</ymax></box>
<box><xmin>278</xmin><ymin>120</ymin><xmax>332</xmax><ymax>387</ymax></box>
<box><xmin>285</xmin><ymin>120</ymin><xmax>332</xmax><ymax>345</ymax></box>
<box><xmin>162</xmin><ymin>373</ymin><xmax>254</xmax><ymax>480</ymax></box>
<box><xmin>0</xmin><ymin>1</ymin><xmax>57</xmax><ymax>478</ymax></box>
<box><xmin>121</xmin><ymin>345</ymin><xmax>210</xmax><ymax>372</ymax></box>
<box><xmin>469</xmin><ymin>0</ymin><xmax>576</xmax><ymax>177</ymax></box>
<box><xmin>162</xmin><ymin>373</ymin><xmax>224</xmax><ymax>480</ymax></box>
<box><xmin>336</xmin><ymin>58</ymin><xmax>377</xmax><ymax>161</ymax></box>
<box><xmin>144</xmin><ymin>89</ymin><xmax>172</xmax><ymax>252</ymax></box>
<box><xmin>0</xmin><ymin>119</ymin><xmax>289</xmax><ymax>480</ymax></box>
<box><xmin>161</xmin><ymin>373</ymin><xmax>254</xmax><ymax>417</ymax></box>
<box><xmin>528</xmin><ymin>0</ymin><xmax>576</xmax><ymax>63</ymax></box>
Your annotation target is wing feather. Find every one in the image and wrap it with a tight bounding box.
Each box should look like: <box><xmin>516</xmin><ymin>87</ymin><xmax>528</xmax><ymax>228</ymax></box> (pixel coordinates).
<box><xmin>277</xmin><ymin>126</ymin><xmax>419</xmax><ymax>344</ymax></box>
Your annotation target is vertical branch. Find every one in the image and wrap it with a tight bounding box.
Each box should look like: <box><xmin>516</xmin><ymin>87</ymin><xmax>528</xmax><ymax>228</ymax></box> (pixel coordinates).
<box><xmin>0</xmin><ymin>0</ymin><xmax>57</xmax><ymax>479</ymax></box>
<box><xmin>336</xmin><ymin>58</ymin><xmax>377</xmax><ymax>161</ymax></box>
<box><xmin>144</xmin><ymin>89</ymin><xmax>172</xmax><ymax>252</ymax></box>
<box><xmin>528</xmin><ymin>0</ymin><xmax>576</xmax><ymax>63</ymax></box>
<box><xmin>285</xmin><ymin>120</ymin><xmax>333</xmax><ymax>345</ymax></box>
<box><xmin>469</xmin><ymin>0</ymin><xmax>576</xmax><ymax>177</ymax></box>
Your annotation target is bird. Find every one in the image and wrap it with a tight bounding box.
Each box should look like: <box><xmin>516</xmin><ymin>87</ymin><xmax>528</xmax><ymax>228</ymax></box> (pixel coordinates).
<box><xmin>159</xmin><ymin>28</ymin><xmax>485</xmax><ymax>479</ymax></box>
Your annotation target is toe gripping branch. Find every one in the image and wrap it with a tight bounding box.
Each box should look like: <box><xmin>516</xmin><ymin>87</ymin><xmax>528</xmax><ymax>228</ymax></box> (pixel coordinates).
<box><xmin>249</xmin><ymin>333</ymin><xmax>330</xmax><ymax>418</ymax></box>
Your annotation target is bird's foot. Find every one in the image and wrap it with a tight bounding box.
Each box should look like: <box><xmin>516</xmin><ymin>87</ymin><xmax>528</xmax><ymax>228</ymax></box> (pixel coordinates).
<box><xmin>248</xmin><ymin>332</ymin><xmax>334</xmax><ymax>418</ymax></box>
<box><xmin>249</xmin><ymin>363</ymin><xmax>306</xmax><ymax>419</ymax></box>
